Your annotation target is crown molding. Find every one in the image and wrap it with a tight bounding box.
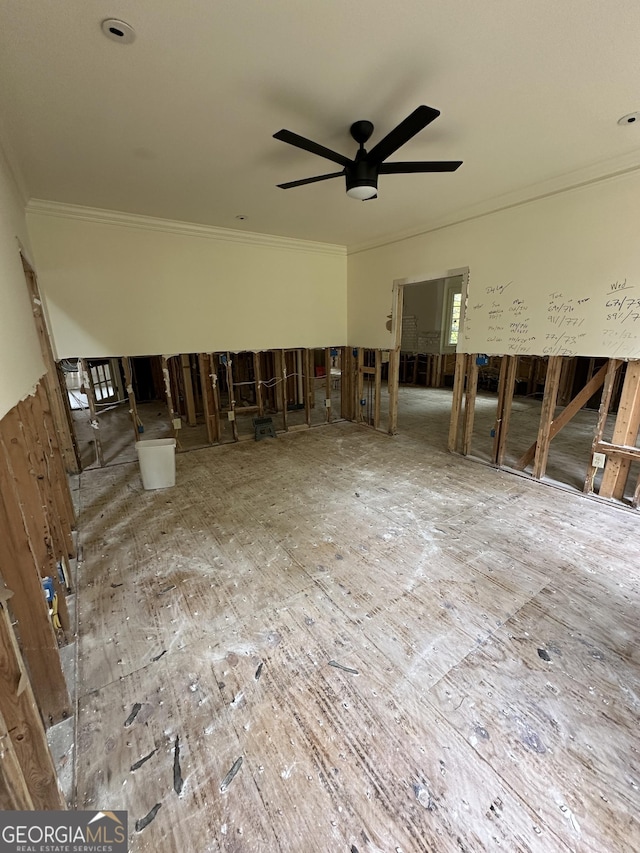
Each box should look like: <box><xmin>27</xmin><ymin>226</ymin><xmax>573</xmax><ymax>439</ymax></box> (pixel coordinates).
<box><xmin>25</xmin><ymin>200</ymin><xmax>347</xmax><ymax>257</ymax></box>
<box><xmin>347</xmin><ymin>149</ymin><xmax>640</xmax><ymax>255</ymax></box>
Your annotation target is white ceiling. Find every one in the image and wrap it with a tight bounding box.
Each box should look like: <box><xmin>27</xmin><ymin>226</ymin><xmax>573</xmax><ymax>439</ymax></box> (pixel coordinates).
<box><xmin>1</xmin><ymin>0</ymin><xmax>639</xmax><ymax>250</ymax></box>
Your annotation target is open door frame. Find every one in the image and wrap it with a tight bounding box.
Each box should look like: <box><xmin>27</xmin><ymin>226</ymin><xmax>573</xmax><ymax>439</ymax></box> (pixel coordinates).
<box><xmin>389</xmin><ymin>267</ymin><xmax>470</xmax><ymax>435</ymax></box>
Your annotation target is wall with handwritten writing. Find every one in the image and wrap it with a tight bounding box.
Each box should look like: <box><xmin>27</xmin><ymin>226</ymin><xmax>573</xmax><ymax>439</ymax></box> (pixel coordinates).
<box><xmin>347</xmin><ymin>170</ymin><xmax>640</xmax><ymax>358</ymax></box>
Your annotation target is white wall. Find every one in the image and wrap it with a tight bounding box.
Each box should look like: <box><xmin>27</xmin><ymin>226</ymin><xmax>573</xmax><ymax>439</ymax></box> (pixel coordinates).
<box><xmin>348</xmin><ymin>171</ymin><xmax>640</xmax><ymax>358</ymax></box>
<box><xmin>0</xmin><ymin>148</ymin><xmax>44</xmax><ymax>420</ymax></box>
<box><xmin>26</xmin><ymin>205</ymin><xmax>347</xmax><ymax>359</ymax></box>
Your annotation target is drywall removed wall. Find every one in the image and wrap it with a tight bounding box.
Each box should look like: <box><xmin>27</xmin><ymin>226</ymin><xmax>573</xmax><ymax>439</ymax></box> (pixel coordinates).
<box><xmin>0</xmin><ymin>147</ymin><xmax>44</xmax><ymax>419</ymax></box>
<box><xmin>347</xmin><ymin>170</ymin><xmax>640</xmax><ymax>358</ymax></box>
<box><xmin>26</xmin><ymin>204</ymin><xmax>347</xmax><ymax>359</ymax></box>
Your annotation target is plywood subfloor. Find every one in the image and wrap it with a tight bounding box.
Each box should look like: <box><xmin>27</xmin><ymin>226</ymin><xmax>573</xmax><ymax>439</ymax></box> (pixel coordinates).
<box><xmin>75</xmin><ymin>419</ymin><xmax>640</xmax><ymax>851</ymax></box>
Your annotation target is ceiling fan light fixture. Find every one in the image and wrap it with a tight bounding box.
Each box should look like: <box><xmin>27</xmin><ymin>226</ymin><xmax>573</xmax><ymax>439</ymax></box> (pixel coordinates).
<box><xmin>346</xmin><ymin>184</ymin><xmax>378</xmax><ymax>200</ymax></box>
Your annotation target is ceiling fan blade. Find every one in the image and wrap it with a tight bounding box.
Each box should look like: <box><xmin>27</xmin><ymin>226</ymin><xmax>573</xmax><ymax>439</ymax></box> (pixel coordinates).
<box><xmin>273</xmin><ymin>130</ymin><xmax>351</xmax><ymax>168</ymax></box>
<box><xmin>379</xmin><ymin>160</ymin><xmax>463</xmax><ymax>173</ymax></box>
<box><xmin>277</xmin><ymin>171</ymin><xmax>344</xmax><ymax>189</ymax></box>
<box><xmin>366</xmin><ymin>105</ymin><xmax>440</xmax><ymax>165</ymax></box>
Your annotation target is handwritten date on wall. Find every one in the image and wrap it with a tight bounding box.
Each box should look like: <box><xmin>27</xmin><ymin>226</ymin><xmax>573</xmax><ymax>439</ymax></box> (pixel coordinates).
<box><xmin>460</xmin><ymin>277</ymin><xmax>640</xmax><ymax>358</ymax></box>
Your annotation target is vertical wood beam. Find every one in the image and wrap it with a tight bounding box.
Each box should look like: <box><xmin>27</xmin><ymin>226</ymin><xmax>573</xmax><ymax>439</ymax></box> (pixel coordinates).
<box><xmin>304</xmin><ymin>350</ymin><xmax>312</xmax><ymax>426</ymax></box>
<box><xmin>225</xmin><ymin>354</ymin><xmax>239</xmax><ymax>441</ymax></box>
<box><xmin>584</xmin><ymin>358</ymin><xmax>622</xmax><ymax>493</ymax></box>
<box><xmin>199</xmin><ymin>355</ymin><xmax>215</xmax><ymax>444</ymax></box>
<box><xmin>325</xmin><ymin>348</ymin><xmax>332</xmax><ymax>423</ymax></box>
<box><xmin>387</xmin><ymin>348</ymin><xmax>400</xmax><ymax>434</ymax></box>
<box><xmin>161</xmin><ymin>356</ymin><xmax>179</xmax><ymax>439</ymax></box>
<box><xmin>0</xmin><ymin>703</ymin><xmax>34</xmax><ymax>810</ymax></box>
<box><xmin>180</xmin><ymin>354</ymin><xmax>197</xmax><ymax>426</ymax></box>
<box><xmin>121</xmin><ymin>357</ymin><xmax>140</xmax><ymax>443</ymax></box>
<box><xmin>0</xmin><ymin>590</ymin><xmax>66</xmax><ymax>809</ymax></box>
<box><xmin>532</xmin><ymin>356</ymin><xmax>563</xmax><ymax>480</ymax></box>
<box><xmin>492</xmin><ymin>356</ymin><xmax>518</xmax><ymax>466</ymax></box>
<box><xmin>209</xmin><ymin>354</ymin><xmax>221</xmax><ymax>442</ymax></box>
<box><xmin>253</xmin><ymin>352</ymin><xmax>264</xmax><ymax>417</ymax></box>
<box><xmin>0</xmin><ymin>486</ymin><xmax>70</xmax><ymax>725</ymax></box>
<box><xmin>340</xmin><ymin>347</ymin><xmax>353</xmax><ymax>421</ymax></box>
<box><xmin>599</xmin><ymin>360</ymin><xmax>640</xmax><ymax>499</ymax></box>
<box><xmin>374</xmin><ymin>350</ymin><xmax>382</xmax><ymax>430</ymax></box>
<box><xmin>448</xmin><ymin>353</ymin><xmax>467</xmax><ymax>453</ymax></box>
<box><xmin>462</xmin><ymin>355</ymin><xmax>479</xmax><ymax>456</ymax></box>
<box><xmin>39</xmin><ymin>386</ymin><xmax>75</xmax><ymax>557</ymax></box>
<box><xmin>15</xmin><ymin>396</ymin><xmax>70</xmax><ymax>633</ymax></box>
<box><xmin>80</xmin><ymin>360</ymin><xmax>104</xmax><ymax>467</ymax></box>
<box><xmin>356</xmin><ymin>349</ymin><xmax>365</xmax><ymax>425</ymax></box>
<box><xmin>275</xmin><ymin>350</ymin><xmax>288</xmax><ymax>431</ymax></box>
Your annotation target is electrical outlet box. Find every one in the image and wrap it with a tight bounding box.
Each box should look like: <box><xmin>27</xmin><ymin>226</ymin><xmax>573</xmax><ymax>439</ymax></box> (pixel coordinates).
<box><xmin>324</xmin><ymin>398</ymin><xmax>331</xmax><ymax>408</ymax></box>
<box><xmin>228</xmin><ymin>411</ymin><xmax>235</xmax><ymax>421</ymax></box>
<box><xmin>592</xmin><ymin>451</ymin><xmax>606</xmax><ymax>468</ymax></box>
<box><xmin>381</xmin><ymin>351</ymin><xmax>390</xmax><ymax>363</ymax></box>
<box><xmin>172</xmin><ymin>418</ymin><xmax>182</xmax><ymax>430</ymax></box>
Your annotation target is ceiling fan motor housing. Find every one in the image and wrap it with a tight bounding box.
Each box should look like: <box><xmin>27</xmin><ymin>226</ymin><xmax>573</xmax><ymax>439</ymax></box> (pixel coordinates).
<box><xmin>345</xmin><ymin>159</ymin><xmax>378</xmax><ymax>196</ymax></box>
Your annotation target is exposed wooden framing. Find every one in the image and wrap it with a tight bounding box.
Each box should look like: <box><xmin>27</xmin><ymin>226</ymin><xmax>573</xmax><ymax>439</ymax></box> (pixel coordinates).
<box><xmin>295</xmin><ymin>350</ymin><xmax>304</xmax><ymax>405</ymax></box>
<box><xmin>325</xmin><ymin>348</ymin><xmax>332</xmax><ymax>423</ymax></box>
<box><xmin>583</xmin><ymin>359</ymin><xmax>624</xmax><ymax>494</ymax></box>
<box><xmin>198</xmin><ymin>354</ymin><xmax>215</xmax><ymax>444</ymax></box>
<box><xmin>387</xmin><ymin>281</ymin><xmax>404</xmax><ymax>436</ymax></box>
<box><xmin>275</xmin><ymin>350</ymin><xmax>288</xmax><ymax>432</ymax></box>
<box><xmin>254</xmin><ymin>352</ymin><xmax>264</xmax><ymax>418</ymax></box>
<box><xmin>594</xmin><ymin>440</ymin><xmax>640</xmax><ymax>461</ymax></box>
<box><xmin>121</xmin><ymin>357</ymin><xmax>140</xmax><ymax>443</ymax></box>
<box><xmin>599</xmin><ymin>360</ymin><xmax>640</xmax><ymax>500</ymax></box>
<box><xmin>0</xmin><ymin>459</ymin><xmax>71</xmax><ymax>724</ymax></box>
<box><xmin>161</xmin><ymin>356</ymin><xmax>179</xmax><ymax>440</ymax></box>
<box><xmin>356</xmin><ymin>349</ymin><xmax>365</xmax><ymax>424</ymax></box>
<box><xmin>38</xmin><ymin>387</ymin><xmax>76</xmax><ymax>553</ymax></box>
<box><xmin>387</xmin><ymin>347</ymin><xmax>400</xmax><ymax>434</ymax></box>
<box><xmin>492</xmin><ymin>356</ymin><xmax>518</xmax><ymax>466</ymax></box>
<box><xmin>304</xmin><ymin>350</ymin><xmax>312</xmax><ymax>426</ymax></box>
<box><xmin>15</xmin><ymin>395</ymin><xmax>72</xmax><ymax>632</ymax></box>
<box><xmin>21</xmin><ymin>258</ymin><xmax>80</xmax><ymax>474</ymax></box>
<box><xmin>80</xmin><ymin>359</ymin><xmax>104</xmax><ymax>467</ymax></box>
<box><xmin>448</xmin><ymin>353</ymin><xmax>467</xmax><ymax>453</ymax></box>
<box><xmin>515</xmin><ymin>360</ymin><xmax>609</xmax><ymax>472</ymax></box>
<box><xmin>208</xmin><ymin>354</ymin><xmax>222</xmax><ymax>442</ymax></box>
<box><xmin>462</xmin><ymin>355</ymin><xmax>479</xmax><ymax>456</ymax></box>
<box><xmin>374</xmin><ymin>350</ymin><xmax>382</xmax><ymax>430</ymax></box>
<box><xmin>1</xmin><ymin>401</ymin><xmax>70</xmax><ymax>635</ymax></box>
<box><xmin>180</xmin><ymin>354</ymin><xmax>197</xmax><ymax>426</ymax></box>
<box><xmin>531</xmin><ymin>356</ymin><xmax>563</xmax><ymax>480</ymax></box>
<box><xmin>340</xmin><ymin>347</ymin><xmax>354</xmax><ymax>422</ymax></box>
<box><xmin>225</xmin><ymin>353</ymin><xmax>239</xmax><ymax>442</ymax></box>
<box><xmin>0</xmin><ymin>589</ymin><xmax>66</xmax><ymax>809</ymax></box>
<box><xmin>0</xmin><ymin>702</ymin><xmax>33</xmax><ymax>810</ymax></box>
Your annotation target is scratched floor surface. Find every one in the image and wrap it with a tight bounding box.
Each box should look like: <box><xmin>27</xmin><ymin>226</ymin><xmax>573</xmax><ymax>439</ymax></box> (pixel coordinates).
<box><xmin>75</xmin><ymin>419</ymin><xmax>640</xmax><ymax>852</ymax></box>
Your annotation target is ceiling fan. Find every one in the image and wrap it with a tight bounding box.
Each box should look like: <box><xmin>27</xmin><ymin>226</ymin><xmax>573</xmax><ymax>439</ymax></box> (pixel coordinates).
<box><xmin>274</xmin><ymin>105</ymin><xmax>462</xmax><ymax>200</ymax></box>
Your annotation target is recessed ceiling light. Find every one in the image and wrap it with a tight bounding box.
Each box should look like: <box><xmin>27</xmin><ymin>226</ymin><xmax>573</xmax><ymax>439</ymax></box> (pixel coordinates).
<box><xmin>101</xmin><ymin>19</ymin><xmax>136</xmax><ymax>44</ymax></box>
<box><xmin>617</xmin><ymin>112</ymin><xmax>639</xmax><ymax>126</ymax></box>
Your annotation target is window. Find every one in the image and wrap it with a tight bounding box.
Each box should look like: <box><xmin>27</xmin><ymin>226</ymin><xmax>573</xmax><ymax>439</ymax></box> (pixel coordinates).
<box><xmin>441</xmin><ymin>277</ymin><xmax>463</xmax><ymax>352</ymax></box>
<box><xmin>447</xmin><ymin>291</ymin><xmax>462</xmax><ymax>346</ymax></box>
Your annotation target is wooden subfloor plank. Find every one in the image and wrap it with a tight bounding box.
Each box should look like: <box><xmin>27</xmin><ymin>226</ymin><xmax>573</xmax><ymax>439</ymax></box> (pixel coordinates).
<box><xmin>75</xmin><ymin>419</ymin><xmax>640</xmax><ymax>852</ymax></box>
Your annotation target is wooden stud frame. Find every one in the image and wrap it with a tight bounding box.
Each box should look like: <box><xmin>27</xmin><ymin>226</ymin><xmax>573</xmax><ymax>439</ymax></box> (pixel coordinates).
<box><xmin>0</xmin><ymin>588</ymin><xmax>66</xmax><ymax>809</ymax></box>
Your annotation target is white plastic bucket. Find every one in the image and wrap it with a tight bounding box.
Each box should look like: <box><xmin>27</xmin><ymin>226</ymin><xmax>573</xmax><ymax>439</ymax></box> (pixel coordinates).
<box><xmin>136</xmin><ymin>438</ymin><xmax>176</xmax><ymax>490</ymax></box>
